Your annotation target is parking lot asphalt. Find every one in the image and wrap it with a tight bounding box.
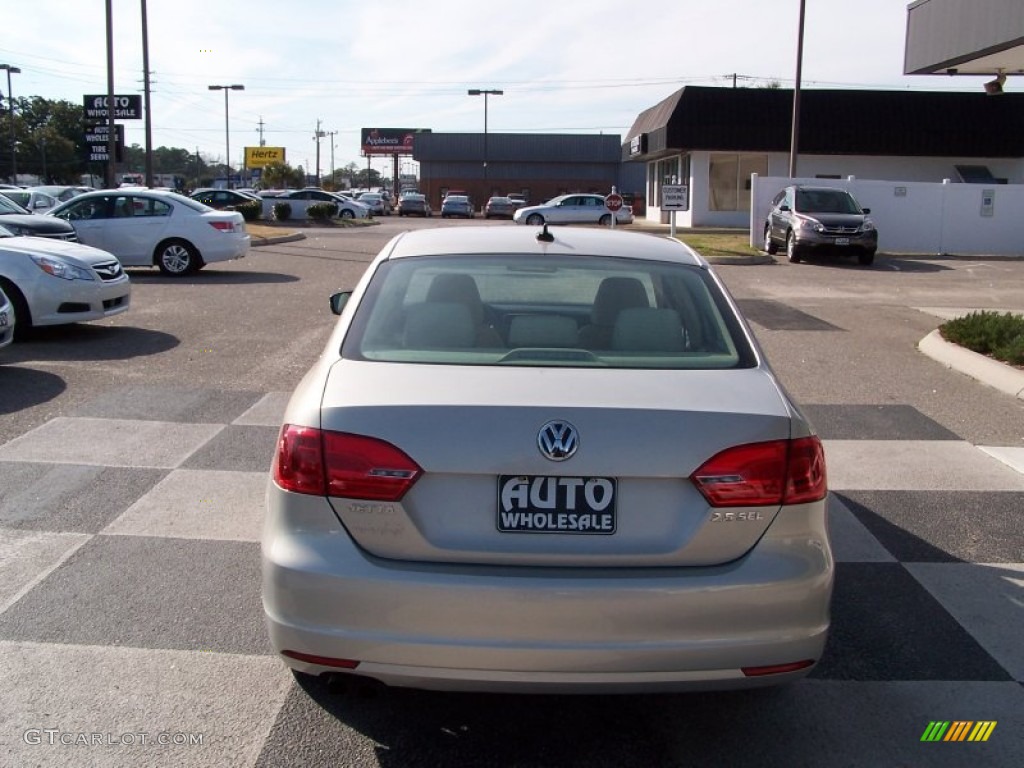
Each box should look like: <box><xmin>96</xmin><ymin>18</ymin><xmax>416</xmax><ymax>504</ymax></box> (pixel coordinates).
<box><xmin>1</xmin><ymin>219</ymin><xmax>1022</xmax><ymax>767</ymax></box>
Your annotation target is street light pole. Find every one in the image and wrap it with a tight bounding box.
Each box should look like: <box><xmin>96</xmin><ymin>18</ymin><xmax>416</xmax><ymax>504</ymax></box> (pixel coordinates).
<box><xmin>1</xmin><ymin>64</ymin><xmax>21</xmax><ymax>183</ymax></box>
<box><xmin>468</xmin><ymin>88</ymin><xmax>503</xmax><ymax>199</ymax></box>
<box><xmin>208</xmin><ymin>84</ymin><xmax>244</xmax><ymax>188</ymax></box>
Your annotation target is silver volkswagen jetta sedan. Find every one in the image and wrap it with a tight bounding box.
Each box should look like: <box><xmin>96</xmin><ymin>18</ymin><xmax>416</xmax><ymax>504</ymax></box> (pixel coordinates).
<box><xmin>263</xmin><ymin>225</ymin><xmax>832</xmax><ymax>694</ymax></box>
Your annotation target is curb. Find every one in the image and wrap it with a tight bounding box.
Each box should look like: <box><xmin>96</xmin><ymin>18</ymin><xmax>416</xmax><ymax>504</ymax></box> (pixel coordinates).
<box><xmin>918</xmin><ymin>329</ymin><xmax>1024</xmax><ymax>400</ymax></box>
<box><xmin>251</xmin><ymin>233</ymin><xmax>306</xmax><ymax>247</ymax></box>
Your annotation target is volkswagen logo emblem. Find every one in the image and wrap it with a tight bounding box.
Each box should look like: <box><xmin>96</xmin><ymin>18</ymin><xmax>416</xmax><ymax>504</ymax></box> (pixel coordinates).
<box><xmin>537</xmin><ymin>420</ymin><xmax>579</xmax><ymax>461</ymax></box>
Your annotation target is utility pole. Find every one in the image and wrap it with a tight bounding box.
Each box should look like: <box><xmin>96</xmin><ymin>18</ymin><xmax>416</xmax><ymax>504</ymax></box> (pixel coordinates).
<box><xmin>326</xmin><ymin>129</ymin><xmax>337</xmax><ymax>186</ymax></box>
<box><xmin>789</xmin><ymin>0</ymin><xmax>806</xmax><ymax>178</ymax></box>
<box><xmin>141</xmin><ymin>0</ymin><xmax>153</xmax><ymax>187</ymax></box>
<box><xmin>313</xmin><ymin>119</ymin><xmax>325</xmax><ymax>185</ymax></box>
<box><xmin>105</xmin><ymin>0</ymin><xmax>116</xmax><ymax>188</ymax></box>
<box><xmin>257</xmin><ymin>116</ymin><xmax>265</xmax><ymax>147</ymax></box>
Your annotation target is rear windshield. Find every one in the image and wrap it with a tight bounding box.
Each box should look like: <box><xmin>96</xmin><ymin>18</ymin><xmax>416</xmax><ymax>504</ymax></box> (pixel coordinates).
<box><xmin>341</xmin><ymin>254</ymin><xmax>756</xmax><ymax>369</ymax></box>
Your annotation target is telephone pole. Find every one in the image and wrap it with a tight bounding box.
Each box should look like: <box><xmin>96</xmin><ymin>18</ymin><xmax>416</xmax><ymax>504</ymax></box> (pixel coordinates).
<box><xmin>257</xmin><ymin>116</ymin><xmax>265</xmax><ymax>147</ymax></box>
<box><xmin>313</xmin><ymin>119</ymin><xmax>325</xmax><ymax>185</ymax></box>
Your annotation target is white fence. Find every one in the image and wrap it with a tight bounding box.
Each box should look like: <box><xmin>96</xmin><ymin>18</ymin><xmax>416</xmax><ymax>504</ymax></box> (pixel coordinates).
<box><xmin>749</xmin><ymin>175</ymin><xmax>1024</xmax><ymax>256</ymax></box>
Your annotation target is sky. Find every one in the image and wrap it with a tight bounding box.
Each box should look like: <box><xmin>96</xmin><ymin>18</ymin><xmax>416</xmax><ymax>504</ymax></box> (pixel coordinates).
<box><xmin>0</xmin><ymin>0</ymin><xmax>997</xmax><ymax>177</ymax></box>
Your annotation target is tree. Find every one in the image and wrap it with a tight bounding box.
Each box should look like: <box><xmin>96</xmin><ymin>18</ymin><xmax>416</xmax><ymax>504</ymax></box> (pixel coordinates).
<box><xmin>9</xmin><ymin>96</ymin><xmax>88</xmax><ymax>183</ymax></box>
<box><xmin>260</xmin><ymin>161</ymin><xmax>304</xmax><ymax>189</ymax></box>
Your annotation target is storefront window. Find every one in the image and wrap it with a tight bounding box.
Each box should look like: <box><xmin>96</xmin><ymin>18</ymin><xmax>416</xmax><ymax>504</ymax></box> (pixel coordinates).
<box><xmin>709</xmin><ymin>153</ymin><xmax>767</xmax><ymax>211</ymax></box>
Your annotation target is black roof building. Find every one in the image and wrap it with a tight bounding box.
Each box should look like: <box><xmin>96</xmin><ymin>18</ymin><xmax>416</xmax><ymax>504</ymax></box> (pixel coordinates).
<box><xmin>624</xmin><ymin>86</ymin><xmax>1024</xmax><ymax>161</ymax></box>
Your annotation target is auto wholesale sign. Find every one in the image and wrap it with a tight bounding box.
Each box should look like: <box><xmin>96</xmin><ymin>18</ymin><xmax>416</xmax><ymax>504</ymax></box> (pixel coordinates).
<box><xmin>83</xmin><ymin>123</ymin><xmax>124</xmax><ymax>162</ymax></box>
<box><xmin>245</xmin><ymin>147</ymin><xmax>286</xmax><ymax>168</ymax></box>
<box><xmin>361</xmin><ymin>128</ymin><xmax>429</xmax><ymax>156</ymax></box>
<box><xmin>83</xmin><ymin>94</ymin><xmax>143</xmax><ymax>120</ymax></box>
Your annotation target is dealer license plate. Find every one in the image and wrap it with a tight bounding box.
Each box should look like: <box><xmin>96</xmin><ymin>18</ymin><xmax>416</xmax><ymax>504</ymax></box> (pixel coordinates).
<box><xmin>497</xmin><ymin>475</ymin><xmax>617</xmax><ymax>534</ymax></box>
<box><xmin>834</xmin><ymin>237</ymin><xmax>850</xmax><ymax>246</ymax></box>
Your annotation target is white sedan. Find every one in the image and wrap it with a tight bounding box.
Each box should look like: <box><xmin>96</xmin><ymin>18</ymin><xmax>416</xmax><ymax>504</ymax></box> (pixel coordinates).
<box><xmin>513</xmin><ymin>193</ymin><xmax>634</xmax><ymax>226</ymax></box>
<box><xmin>0</xmin><ymin>223</ymin><xmax>130</xmax><ymax>339</ymax></box>
<box><xmin>263</xmin><ymin>225</ymin><xmax>831</xmax><ymax>694</ymax></box>
<box><xmin>49</xmin><ymin>189</ymin><xmax>249</xmax><ymax>276</ymax></box>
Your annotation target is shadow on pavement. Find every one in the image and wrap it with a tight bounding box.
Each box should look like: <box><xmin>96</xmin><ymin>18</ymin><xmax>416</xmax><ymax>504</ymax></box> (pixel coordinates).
<box><xmin>123</xmin><ymin>269</ymin><xmax>300</xmax><ymax>285</ymax></box>
<box><xmin>0</xmin><ymin>366</ymin><xmax>67</xmax><ymax>414</ymax></box>
<box><xmin>3</xmin><ymin>325</ymin><xmax>179</xmax><ymax>362</ymax></box>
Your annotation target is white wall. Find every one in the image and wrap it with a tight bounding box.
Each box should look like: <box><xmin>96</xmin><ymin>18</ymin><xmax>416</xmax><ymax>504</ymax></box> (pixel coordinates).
<box><xmin>643</xmin><ymin>151</ymin><xmax>1024</xmax><ymax>234</ymax></box>
<box><xmin>749</xmin><ymin>175</ymin><xmax>1024</xmax><ymax>256</ymax></box>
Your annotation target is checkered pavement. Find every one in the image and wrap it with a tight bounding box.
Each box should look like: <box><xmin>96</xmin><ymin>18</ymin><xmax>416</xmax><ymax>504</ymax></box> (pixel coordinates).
<box><xmin>0</xmin><ymin>388</ymin><xmax>1021</xmax><ymax>767</ymax></box>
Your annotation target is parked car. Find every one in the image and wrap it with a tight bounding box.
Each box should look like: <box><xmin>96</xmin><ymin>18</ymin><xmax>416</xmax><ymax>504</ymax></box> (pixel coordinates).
<box><xmin>0</xmin><ymin>189</ymin><xmax>59</xmax><ymax>214</ymax></box>
<box><xmin>357</xmin><ymin>192</ymin><xmax>391</xmax><ymax>216</ymax></box>
<box><xmin>275</xmin><ymin>189</ymin><xmax>371</xmax><ymax>219</ymax></box>
<box><xmin>31</xmin><ymin>185</ymin><xmax>95</xmax><ymax>203</ymax></box>
<box><xmin>506</xmin><ymin>192</ymin><xmax>529</xmax><ymax>210</ymax></box>
<box><xmin>396</xmin><ymin>193</ymin><xmax>432</xmax><ymax>217</ymax></box>
<box><xmin>189</xmin><ymin>188</ymin><xmax>260</xmax><ymax>210</ymax></box>
<box><xmin>484</xmin><ymin>196</ymin><xmax>516</xmax><ymax>219</ymax></box>
<box><xmin>263</xmin><ymin>225</ymin><xmax>832</xmax><ymax>694</ymax></box>
<box><xmin>441</xmin><ymin>195</ymin><xmax>475</xmax><ymax>219</ymax></box>
<box><xmin>763</xmin><ymin>185</ymin><xmax>878</xmax><ymax>265</ymax></box>
<box><xmin>0</xmin><ymin>284</ymin><xmax>13</xmax><ymax>349</ymax></box>
<box><xmin>0</xmin><ymin>222</ymin><xmax>130</xmax><ymax>339</ymax></box>
<box><xmin>0</xmin><ymin>193</ymin><xmax>79</xmax><ymax>241</ymax></box>
<box><xmin>513</xmin><ymin>193</ymin><xmax>633</xmax><ymax>226</ymax></box>
<box><xmin>49</xmin><ymin>189</ymin><xmax>249</xmax><ymax>276</ymax></box>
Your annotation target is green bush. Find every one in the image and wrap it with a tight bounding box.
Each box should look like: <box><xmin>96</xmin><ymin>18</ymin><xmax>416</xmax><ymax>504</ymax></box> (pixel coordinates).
<box><xmin>272</xmin><ymin>202</ymin><xmax>292</xmax><ymax>221</ymax></box>
<box><xmin>940</xmin><ymin>311</ymin><xmax>1024</xmax><ymax>366</ymax></box>
<box><xmin>231</xmin><ymin>199</ymin><xmax>263</xmax><ymax>222</ymax></box>
<box><xmin>307</xmin><ymin>202</ymin><xmax>339</xmax><ymax>221</ymax></box>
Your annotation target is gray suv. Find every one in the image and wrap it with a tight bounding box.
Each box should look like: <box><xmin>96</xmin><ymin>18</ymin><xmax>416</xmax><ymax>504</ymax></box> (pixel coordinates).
<box><xmin>764</xmin><ymin>185</ymin><xmax>877</xmax><ymax>265</ymax></box>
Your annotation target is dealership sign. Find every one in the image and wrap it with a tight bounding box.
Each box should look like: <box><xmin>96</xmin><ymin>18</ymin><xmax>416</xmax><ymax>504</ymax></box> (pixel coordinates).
<box><xmin>83</xmin><ymin>124</ymin><xmax>125</xmax><ymax>162</ymax></box>
<box><xmin>245</xmin><ymin>146</ymin><xmax>286</xmax><ymax>167</ymax></box>
<box><xmin>83</xmin><ymin>94</ymin><xmax>143</xmax><ymax>120</ymax></box>
<box><xmin>361</xmin><ymin>128</ymin><xmax>430</xmax><ymax>156</ymax></box>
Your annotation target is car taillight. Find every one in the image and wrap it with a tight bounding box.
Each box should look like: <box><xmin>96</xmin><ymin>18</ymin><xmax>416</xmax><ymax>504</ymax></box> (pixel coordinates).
<box><xmin>322</xmin><ymin>431</ymin><xmax>422</xmax><ymax>501</ymax></box>
<box><xmin>690</xmin><ymin>437</ymin><xmax>826</xmax><ymax>507</ymax></box>
<box><xmin>273</xmin><ymin>425</ymin><xmax>422</xmax><ymax>501</ymax></box>
<box><xmin>273</xmin><ymin>424</ymin><xmax>326</xmax><ymax>495</ymax></box>
<box><xmin>208</xmin><ymin>220</ymin><xmax>236</xmax><ymax>232</ymax></box>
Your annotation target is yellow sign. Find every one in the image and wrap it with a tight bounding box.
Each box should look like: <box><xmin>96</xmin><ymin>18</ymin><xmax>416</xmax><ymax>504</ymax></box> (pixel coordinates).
<box><xmin>245</xmin><ymin>147</ymin><xmax>285</xmax><ymax>168</ymax></box>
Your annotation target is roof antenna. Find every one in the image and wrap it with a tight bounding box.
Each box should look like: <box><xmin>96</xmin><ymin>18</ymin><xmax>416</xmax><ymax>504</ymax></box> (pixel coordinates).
<box><xmin>536</xmin><ymin>223</ymin><xmax>554</xmax><ymax>242</ymax></box>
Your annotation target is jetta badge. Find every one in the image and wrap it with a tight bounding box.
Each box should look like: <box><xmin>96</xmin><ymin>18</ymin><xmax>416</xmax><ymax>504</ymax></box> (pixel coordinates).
<box><xmin>537</xmin><ymin>420</ymin><xmax>579</xmax><ymax>462</ymax></box>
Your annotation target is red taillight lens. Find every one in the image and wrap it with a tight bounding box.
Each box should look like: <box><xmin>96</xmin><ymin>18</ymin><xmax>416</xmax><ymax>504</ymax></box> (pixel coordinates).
<box><xmin>690</xmin><ymin>437</ymin><xmax>826</xmax><ymax>507</ymax></box>
<box><xmin>273</xmin><ymin>426</ymin><xmax>422</xmax><ymax>501</ymax></box>
<box><xmin>282</xmin><ymin>650</ymin><xmax>360</xmax><ymax>669</ymax></box>
<box><xmin>783</xmin><ymin>436</ymin><xmax>828</xmax><ymax>504</ymax></box>
<box><xmin>273</xmin><ymin>424</ymin><xmax>326</xmax><ymax>495</ymax></box>
<box><xmin>322</xmin><ymin>431</ymin><xmax>422</xmax><ymax>501</ymax></box>
<box><xmin>741</xmin><ymin>659</ymin><xmax>815</xmax><ymax>677</ymax></box>
<box><xmin>208</xmin><ymin>220</ymin><xmax>236</xmax><ymax>232</ymax></box>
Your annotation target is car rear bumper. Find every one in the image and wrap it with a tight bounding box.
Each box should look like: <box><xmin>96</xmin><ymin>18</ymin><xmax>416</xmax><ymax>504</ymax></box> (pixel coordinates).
<box><xmin>263</xmin><ymin>484</ymin><xmax>834</xmax><ymax>693</ymax></box>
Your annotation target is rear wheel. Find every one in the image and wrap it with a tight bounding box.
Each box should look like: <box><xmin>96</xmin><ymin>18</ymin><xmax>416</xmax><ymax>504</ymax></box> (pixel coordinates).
<box><xmin>764</xmin><ymin>226</ymin><xmax>778</xmax><ymax>254</ymax></box>
<box><xmin>156</xmin><ymin>239</ymin><xmax>200</xmax><ymax>276</ymax></box>
<box><xmin>858</xmin><ymin>249</ymin><xmax>876</xmax><ymax>266</ymax></box>
<box><xmin>786</xmin><ymin>232</ymin><xmax>801</xmax><ymax>263</ymax></box>
<box><xmin>526</xmin><ymin>214</ymin><xmax>544</xmax><ymax>226</ymax></box>
<box><xmin>0</xmin><ymin>278</ymin><xmax>32</xmax><ymax>340</ymax></box>
<box><xmin>340</xmin><ymin>209</ymin><xmax>355</xmax><ymax>220</ymax></box>
<box><xmin>599</xmin><ymin>214</ymin><xmax>612</xmax><ymax>226</ymax></box>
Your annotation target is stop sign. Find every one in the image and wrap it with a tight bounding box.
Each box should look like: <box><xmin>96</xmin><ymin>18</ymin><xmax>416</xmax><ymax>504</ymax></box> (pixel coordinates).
<box><xmin>605</xmin><ymin>193</ymin><xmax>624</xmax><ymax>212</ymax></box>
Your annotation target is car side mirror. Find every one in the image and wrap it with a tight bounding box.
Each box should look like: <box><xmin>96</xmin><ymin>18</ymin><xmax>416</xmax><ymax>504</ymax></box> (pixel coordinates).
<box><xmin>330</xmin><ymin>291</ymin><xmax>352</xmax><ymax>316</ymax></box>
<box><xmin>861</xmin><ymin>208</ymin><xmax>871</xmax><ymax>214</ymax></box>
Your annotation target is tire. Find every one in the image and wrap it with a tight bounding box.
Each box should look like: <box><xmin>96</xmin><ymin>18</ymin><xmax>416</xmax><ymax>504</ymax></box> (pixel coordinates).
<box><xmin>858</xmin><ymin>250</ymin><xmax>876</xmax><ymax>266</ymax></box>
<box><xmin>0</xmin><ymin>278</ymin><xmax>32</xmax><ymax>341</ymax></box>
<box><xmin>764</xmin><ymin>226</ymin><xmax>778</xmax><ymax>255</ymax></box>
<box><xmin>599</xmin><ymin>214</ymin><xmax>612</xmax><ymax>226</ymax></box>
<box><xmin>786</xmin><ymin>231</ymin><xmax>801</xmax><ymax>263</ymax></box>
<box><xmin>340</xmin><ymin>209</ymin><xmax>355</xmax><ymax>220</ymax></box>
<box><xmin>156</xmin><ymin>239</ymin><xmax>200</xmax><ymax>276</ymax></box>
<box><xmin>526</xmin><ymin>213</ymin><xmax>544</xmax><ymax>226</ymax></box>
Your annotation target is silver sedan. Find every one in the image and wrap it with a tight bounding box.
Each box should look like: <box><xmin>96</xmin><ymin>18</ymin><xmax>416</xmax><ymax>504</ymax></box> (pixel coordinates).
<box><xmin>263</xmin><ymin>225</ymin><xmax>832</xmax><ymax>694</ymax></box>
<box><xmin>513</xmin><ymin>193</ymin><xmax>633</xmax><ymax>226</ymax></box>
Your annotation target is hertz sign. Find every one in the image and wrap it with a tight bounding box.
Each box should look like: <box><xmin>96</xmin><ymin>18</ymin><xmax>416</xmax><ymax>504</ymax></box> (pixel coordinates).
<box><xmin>245</xmin><ymin>147</ymin><xmax>286</xmax><ymax>168</ymax></box>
